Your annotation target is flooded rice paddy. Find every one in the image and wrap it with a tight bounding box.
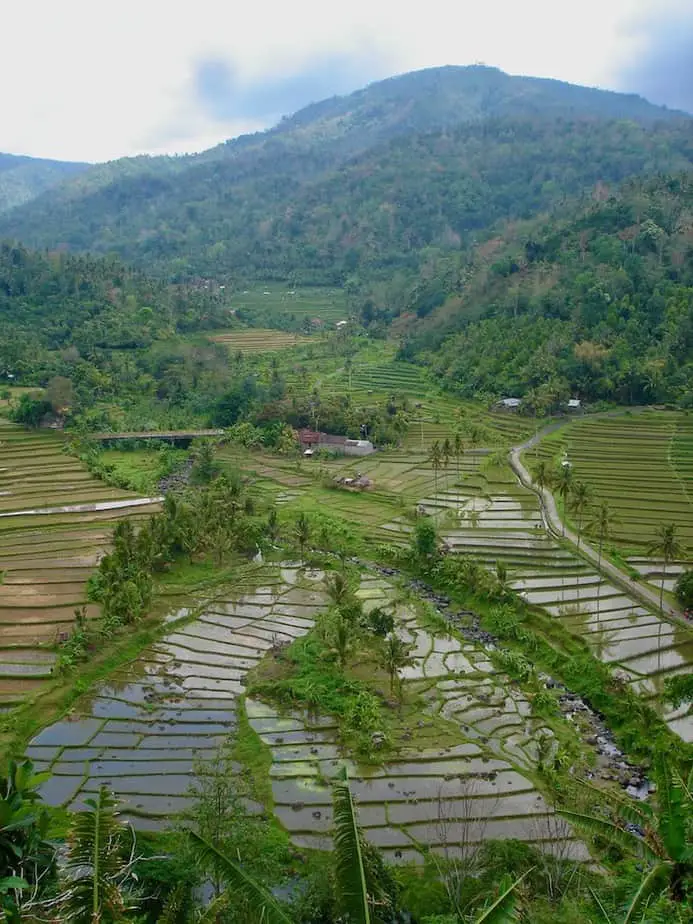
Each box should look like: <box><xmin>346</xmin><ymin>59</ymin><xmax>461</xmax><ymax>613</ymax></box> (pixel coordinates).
<box><xmin>376</xmin><ymin>457</ymin><xmax>693</xmax><ymax>741</ymax></box>
<box><xmin>27</xmin><ymin>566</ymin><xmax>587</xmax><ymax>859</ymax></box>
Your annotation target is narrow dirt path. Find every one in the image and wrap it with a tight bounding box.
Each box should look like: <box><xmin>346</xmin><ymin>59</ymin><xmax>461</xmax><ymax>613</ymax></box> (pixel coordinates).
<box><xmin>508</xmin><ymin>420</ymin><xmax>684</xmax><ymax>621</ymax></box>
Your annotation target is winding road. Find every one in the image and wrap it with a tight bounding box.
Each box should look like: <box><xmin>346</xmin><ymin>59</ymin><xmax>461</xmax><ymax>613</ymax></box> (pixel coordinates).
<box><xmin>509</xmin><ymin>420</ymin><xmax>685</xmax><ymax>622</ymax></box>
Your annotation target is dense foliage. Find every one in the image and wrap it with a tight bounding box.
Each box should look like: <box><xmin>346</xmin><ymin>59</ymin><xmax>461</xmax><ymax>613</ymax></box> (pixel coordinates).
<box><xmin>0</xmin><ymin>152</ymin><xmax>87</xmax><ymax>216</ymax></box>
<box><xmin>401</xmin><ymin>174</ymin><xmax>693</xmax><ymax>405</ymax></box>
<box><xmin>1</xmin><ymin>68</ymin><xmax>691</xmax><ymax>288</ymax></box>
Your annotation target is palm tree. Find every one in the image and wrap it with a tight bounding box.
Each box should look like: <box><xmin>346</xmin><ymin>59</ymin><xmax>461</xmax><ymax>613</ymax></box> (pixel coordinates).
<box><xmin>494</xmin><ymin>562</ymin><xmax>515</xmax><ymax>602</ymax></box>
<box><xmin>648</xmin><ymin>522</ymin><xmax>682</xmax><ymax>617</ymax></box>
<box><xmin>441</xmin><ymin>437</ymin><xmax>452</xmax><ymax>490</ymax></box>
<box><xmin>533</xmin><ymin>460</ymin><xmax>551</xmax><ymax>495</ymax></box>
<box><xmin>58</xmin><ymin>787</ymin><xmax>136</xmax><ymax>923</ymax></box>
<box><xmin>331</xmin><ymin>613</ymin><xmax>351</xmax><ymax>668</ymax></box>
<box><xmin>587</xmin><ymin>501</ymin><xmax>613</xmax><ymax>624</ymax></box>
<box><xmin>570</xmin><ymin>480</ymin><xmax>592</xmax><ymax>550</ymax></box>
<box><xmin>561</xmin><ymin>753</ymin><xmax>693</xmax><ymax>923</ymax></box>
<box><xmin>453</xmin><ymin>430</ymin><xmax>464</xmax><ymax>510</ymax></box>
<box><xmin>429</xmin><ymin>440</ymin><xmax>443</xmax><ymax>497</ymax></box>
<box><xmin>344</xmin><ymin>355</ymin><xmax>353</xmax><ymax>393</ymax></box>
<box><xmin>377</xmin><ymin>634</ymin><xmax>415</xmax><ymax>699</ymax></box>
<box><xmin>266</xmin><ymin>508</ymin><xmax>280</xmax><ymax>542</ymax></box>
<box><xmin>333</xmin><ymin>768</ymin><xmax>372</xmax><ymax>924</ymax></box>
<box><xmin>554</xmin><ymin>464</ymin><xmax>573</xmax><ymax>536</ymax></box>
<box><xmin>188</xmin><ymin>831</ymin><xmax>293</xmax><ymax>924</ymax></box>
<box><xmin>325</xmin><ymin>571</ymin><xmax>350</xmax><ymax>608</ymax></box>
<box><xmin>294</xmin><ymin>513</ymin><xmax>311</xmax><ymax>564</ymax></box>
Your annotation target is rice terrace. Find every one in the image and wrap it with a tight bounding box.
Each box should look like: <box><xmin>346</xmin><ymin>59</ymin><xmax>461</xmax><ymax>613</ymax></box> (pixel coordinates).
<box><xmin>3</xmin><ymin>60</ymin><xmax>693</xmax><ymax>921</ymax></box>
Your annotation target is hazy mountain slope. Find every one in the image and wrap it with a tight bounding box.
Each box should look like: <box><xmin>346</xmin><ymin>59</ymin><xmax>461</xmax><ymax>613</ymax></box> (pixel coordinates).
<box><xmin>0</xmin><ymin>152</ymin><xmax>89</xmax><ymax>214</ymax></box>
<box><xmin>1</xmin><ymin>65</ymin><xmax>690</xmax><ymax>278</ymax></box>
<box><xmin>4</xmin><ymin>115</ymin><xmax>692</xmax><ymax>286</ymax></box>
<box><xmin>399</xmin><ymin>173</ymin><xmax>693</xmax><ymax>406</ymax></box>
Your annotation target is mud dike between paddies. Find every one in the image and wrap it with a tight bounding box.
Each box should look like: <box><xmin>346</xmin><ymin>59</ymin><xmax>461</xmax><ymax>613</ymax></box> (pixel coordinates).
<box><xmin>380</xmin><ymin>470</ymin><xmax>693</xmax><ymax>741</ymax></box>
<box><xmin>26</xmin><ymin>566</ymin><xmax>588</xmax><ymax>863</ymax></box>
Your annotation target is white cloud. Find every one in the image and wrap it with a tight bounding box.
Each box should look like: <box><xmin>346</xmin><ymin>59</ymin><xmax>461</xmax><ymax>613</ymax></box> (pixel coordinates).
<box><xmin>0</xmin><ymin>0</ymin><xmax>680</xmax><ymax>162</ymax></box>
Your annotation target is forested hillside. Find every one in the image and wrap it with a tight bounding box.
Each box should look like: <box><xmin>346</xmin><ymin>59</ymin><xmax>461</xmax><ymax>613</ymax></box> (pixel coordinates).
<box><xmin>400</xmin><ymin>174</ymin><xmax>693</xmax><ymax>406</ymax></box>
<box><xmin>1</xmin><ymin>66</ymin><xmax>691</xmax><ymax>285</ymax></box>
<box><xmin>0</xmin><ymin>243</ymin><xmax>236</xmax><ymax>425</ymax></box>
<box><xmin>0</xmin><ymin>152</ymin><xmax>88</xmax><ymax>214</ymax></box>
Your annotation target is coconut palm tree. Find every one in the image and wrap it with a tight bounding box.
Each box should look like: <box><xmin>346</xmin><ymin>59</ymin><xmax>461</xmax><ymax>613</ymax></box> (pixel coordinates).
<box><xmin>453</xmin><ymin>430</ymin><xmax>464</xmax><ymax>510</ymax></box>
<box><xmin>266</xmin><ymin>508</ymin><xmax>280</xmax><ymax>542</ymax></box>
<box><xmin>344</xmin><ymin>355</ymin><xmax>353</xmax><ymax>393</ymax></box>
<box><xmin>429</xmin><ymin>440</ymin><xmax>443</xmax><ymax>497</ymax></box>
<box><xmin>441</xmin><ymin>437</ymin><xmax>452</xmax><ymax>490</ymax></box>
<box><xmin>587</xmin><ymin>501</ymin><xmax>613</xmax><ymax>624</ymax></box>
<box><xmin>493</xmin><ymin>562</ymin><xmax>515</xmax><ymax>603</ymax></box>
<box><xmin>561</xmin><ymin>752</ymin><xmax>693</xmax><ymax>923</ymax></box>
<box><xmin>330</xmin><ymin>613</ymin><xmax>352</xmax><ymax>668</ymax></box>
<box><xmin>570</xmin><ymin>480</ymin><xmax>592</xmax><ymax>550</ymax></box>
<box><xmin>58</xmin><ymin>786</ymin><xmax>138</xmax><ymax>923</ymax></box>
<box><xmin>188</xmin><ymin>831</ymin><xmax>293</xmax><ymax>924</ymax></box>
<box><xmin>325</xmin><ymin>571</ymin><xmax>350</xmax><ymax>608</ymax></box>
<box><xmin>554</xmin><ymin>464</ymin><xmax>573</xmax><ymax>536</ymax></box>
<box><xmin>648</xmin><ymin>522</ymin><xmax>682</xmax><ymax>673</ymax></box>
<box><xmin>378</xmin><ymin>633</ymin><xmax>415</xmax><ymax>699</ymax></box>
<box><xmin>294</xmin><ymin>513</ymin><xmax>311</xmax><ymax>564</ymax></box>
<box><xmin>533</xmin><ymin>460</ymin><xmax>551</xmax><ymax>495</ymax></box>
<box><xmin>648</xmin><ymin>522</ymin><xmax>682</xmax><ymax>617</ymax></box>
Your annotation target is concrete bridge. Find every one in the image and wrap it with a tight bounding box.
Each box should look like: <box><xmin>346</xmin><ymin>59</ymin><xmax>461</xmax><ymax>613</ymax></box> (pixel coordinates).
<box><xmin>90</xmin><ymin>429</ymin><xmax>224</xmax><ymax>445</ymax></box>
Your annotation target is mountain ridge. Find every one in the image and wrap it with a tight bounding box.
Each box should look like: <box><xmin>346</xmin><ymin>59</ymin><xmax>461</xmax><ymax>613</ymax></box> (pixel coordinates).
<box><xmin>0</xmin><ymin>152</ymin><xmax>89</xmax><ymax>215</ymax></box>
<box><xmin>1</xmin><ymin>64</ymin><xmax>692</xmax><ymax>285</ymax></box>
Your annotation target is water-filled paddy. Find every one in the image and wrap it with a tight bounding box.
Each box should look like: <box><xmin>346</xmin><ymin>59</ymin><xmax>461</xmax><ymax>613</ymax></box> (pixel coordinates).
<box><xmin>28</xmin><ymin>566</ymin><xmax>586</xmax><ymax>859</ymax></box>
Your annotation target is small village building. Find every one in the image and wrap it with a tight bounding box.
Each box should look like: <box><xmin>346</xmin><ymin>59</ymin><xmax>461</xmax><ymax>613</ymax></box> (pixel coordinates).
<box><xmin>296</xmin><ymin>429</ymin><xmax>375</xmax><ymax>456</ymax></box>
<box><xmin>567</xmin><ymin>398</ymin><xmax>581</xmax><ymax>410</ymax></box>
<box><xmin>499</xmin><ymin>397</ymin><xmax>522</xmax><ymax>410</ymax></box>
<box><xmin>335</xmin><ymin>320</ymin><xmax>348</xmax><ymax>329</ymax></box>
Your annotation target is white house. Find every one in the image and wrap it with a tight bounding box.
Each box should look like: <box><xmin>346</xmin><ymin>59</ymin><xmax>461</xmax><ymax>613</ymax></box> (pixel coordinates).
<box><xmin>500</xmin><ymin>397</ymin><xmax>522</xmax><ymax>409</ymax></box>
<box><xmin>567</xmin><ymin>398</ymin><xmax>581</xmax><ymax>410</ymax></box>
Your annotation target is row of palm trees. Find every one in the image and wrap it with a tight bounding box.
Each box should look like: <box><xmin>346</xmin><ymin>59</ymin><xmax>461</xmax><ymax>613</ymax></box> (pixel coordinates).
<box><xmin>533</xmin><ymin>460</ymin><xmax>683</xmax><ymax>618</ymax></box>
<box><xmin>428</xmin><ymin>427</ymin><xmax>487</xmax><ymax>497</ymax></box>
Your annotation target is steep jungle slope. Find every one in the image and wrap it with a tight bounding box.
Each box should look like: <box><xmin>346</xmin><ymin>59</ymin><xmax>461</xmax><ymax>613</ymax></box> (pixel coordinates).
<box><xmin>0</xmin><ymin>152</ymin><xmax>88</xmax><ymax>215</ymax></box>
<box><xmin>1</xmin><ymin>66</ymin><xmax>691</xmax><ymax>283</ymax></box>
<box><xmin>400</xmin><ymin>174</ymin><xmax>693</xmax><ymax>406</ymax></box>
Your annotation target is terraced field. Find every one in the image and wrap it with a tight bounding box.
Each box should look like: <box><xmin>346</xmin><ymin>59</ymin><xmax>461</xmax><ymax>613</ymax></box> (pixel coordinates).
<box><xmin>401</xmin><ymin>401</ymin><xmax>538</xmax><ymax>451</ymax></box>
<box><xmin>229</xmin><ymin>285</ymin><xmax>347</xmax><ymax>325</ymax></box>
<box><xmin>27</xmin><ymin>566</ymin><xmax>587</xmax><ymax>859</ymax></box>
<box><xmin>374</xmin><ymin>455</ymin><xmax>693</xmax><ymax>739</ymax></box>
<box><xmin>0</xmin><ymin>421</ymin><xmax>158</xmax><ymax>709</ymax></box>
<box><xmin>210</xmin><ymin>329</ymin><xmax>312</xmax><ymax>353</ymax></box>
<box><xmin>532</xmin><ymin>411</ymin><xmax>693</xmax><ymax>557</ymax></box>
<box><xmin>318</xmin><ymin>361</ymin><xmax>434</xmax><ymax>402</ymax></box>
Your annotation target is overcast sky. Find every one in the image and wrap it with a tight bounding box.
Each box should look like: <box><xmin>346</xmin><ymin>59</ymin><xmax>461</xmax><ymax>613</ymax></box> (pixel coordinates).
<box><xmin>2</xmin><ymin>0</ymin><xmax>692</xmax><ymax>163</ymax></box>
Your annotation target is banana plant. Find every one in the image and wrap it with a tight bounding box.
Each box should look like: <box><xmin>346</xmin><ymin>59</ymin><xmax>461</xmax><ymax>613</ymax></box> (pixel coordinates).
<box><xmin>0</xmin><ymin>758</ymin><xmax>54</xmax><ymax>919</ymax></box>
<box><xmin>560</xmin><ymin>753</ymin><xmax>693</xmax><ymax>923</ymax></box>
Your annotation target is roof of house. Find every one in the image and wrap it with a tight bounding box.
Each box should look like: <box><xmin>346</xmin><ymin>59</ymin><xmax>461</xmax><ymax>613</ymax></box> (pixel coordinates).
<box><xmin>567</xmin><ymin>398</ymin><xmax>581</xmax><ymax>408</ymax></box>
<box><xmin>501</xmin><ymin>397</ymin><xmax>522</xmax><ymax>407</ymax></box>
<box><xmin>297</xmin><ymin>428</ymin><xmax>321</xmax><ymax>444</ymax></box>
